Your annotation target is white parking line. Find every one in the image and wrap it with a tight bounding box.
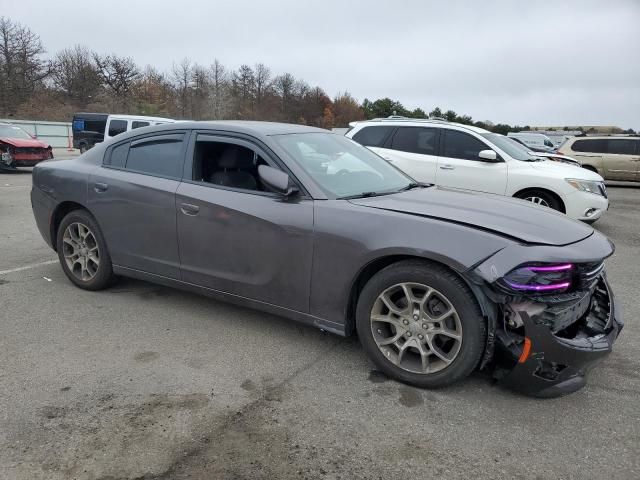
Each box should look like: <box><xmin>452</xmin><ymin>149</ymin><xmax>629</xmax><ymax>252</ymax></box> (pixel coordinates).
<box><xmin>0</xmin><ymin>259</ymin><xmax>58</xmax><ymax>275</ymax></box>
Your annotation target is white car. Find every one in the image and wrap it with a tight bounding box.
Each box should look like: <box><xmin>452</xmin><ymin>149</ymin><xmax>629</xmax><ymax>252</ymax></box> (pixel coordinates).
<box><xmin>346</xmin><ymin>118</ymin><xmax>608</xmax><ymax>223</ymax></box>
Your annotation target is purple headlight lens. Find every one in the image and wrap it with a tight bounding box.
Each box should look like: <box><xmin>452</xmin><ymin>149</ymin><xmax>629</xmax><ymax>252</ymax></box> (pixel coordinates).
<box><xmin>501</xmin><ymin>263</ymin><xmax>574</xmax><ymax>293</ymax></box>
<box><xmin>504</xmin><ymin>280</ymin><xmax>571</xmax><ymax>292</ymax></box>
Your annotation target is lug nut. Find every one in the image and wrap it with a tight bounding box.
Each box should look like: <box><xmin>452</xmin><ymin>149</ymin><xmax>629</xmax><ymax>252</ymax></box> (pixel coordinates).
<box><xmin>413</xmin><ymin>314</ymin><xmax>419</xmax><ymax>320</ymax></box>
<box><xmin>406</xmin><ymin>332</ymin><xmax>412</xmax><ymax>337</ymax></box>
<box><xmin>403</xmin><ymin>319</ymin><xmax>409</xmax><ymax>325</ymax></box>
<box><xmin>377</xmin><ymin>329</ymin><xmax>382</xmax><ymax>334</ymax></box>
<box><xmin>418</xmin><ymin>334</ymin><xmax>424</xmax><ymax>340</ymax></box>
<box><xmin>422</xmin><ymin>324</ymin><xmax>427</xmax><ymax>329</ymax></box>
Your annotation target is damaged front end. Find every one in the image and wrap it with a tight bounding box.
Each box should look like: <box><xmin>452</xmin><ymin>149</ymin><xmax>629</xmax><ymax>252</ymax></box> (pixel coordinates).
<box><xmin>471</xmin><ymin>235</ymin><xmax>624</xmax><ymax>397</ymax></box>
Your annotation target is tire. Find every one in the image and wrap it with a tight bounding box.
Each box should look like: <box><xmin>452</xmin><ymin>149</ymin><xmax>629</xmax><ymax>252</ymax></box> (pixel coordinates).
<box><xmin>56</xmin><ymin>209</ymin><xmax>116</xmax><ymax>290</ymax></box>
<box><xmin>514</xmin><ymin>189</ymin><xmax>562</xmax><ymax>212</ymax></box>
<box><xmin>79</xmin><ymin>144</ymin><xmax>87</xmax><ymax>154</ymax></box>
<box><xmin>356</xmin><ymin>260</ymin><xmax>486</xmax><ymax>389</ymax></box>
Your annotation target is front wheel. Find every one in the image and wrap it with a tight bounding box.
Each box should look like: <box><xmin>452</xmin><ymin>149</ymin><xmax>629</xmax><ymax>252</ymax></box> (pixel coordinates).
<box><xmin>514</xmin><ymin>189</ymin><xmax>562</xmax><ymax>212</ymax></box>
<box><xmin>356</xmin><ymin>260</ymin><xmax>486</xmax><ymax>388</ymax></box>
<box><xmin>56</xmin><ymin>209</ymin><xmax>116</xmax><ymax>290</ymax></box>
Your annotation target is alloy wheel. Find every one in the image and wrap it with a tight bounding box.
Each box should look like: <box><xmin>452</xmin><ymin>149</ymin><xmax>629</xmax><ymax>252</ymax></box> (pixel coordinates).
<box><xmin>524</xmin><ymin>196</ymin><xmax>550</xmax><ymax>207</ymax></box>
<box><xmin>370</xmin><ymin>282</ymin><xmax>463</xmax><ymax>374</ymax></box>
<box><xmin>62</xmin><ymin>222</ymin><xmax>100</xmax><ymax>281</ymax></box>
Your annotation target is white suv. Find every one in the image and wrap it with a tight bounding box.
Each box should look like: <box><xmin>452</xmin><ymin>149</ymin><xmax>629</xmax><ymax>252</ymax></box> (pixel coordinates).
<box><xmin>346</xmin><ymin>118</ymin><xmax>608</xmax><ymax>223</ymax></box>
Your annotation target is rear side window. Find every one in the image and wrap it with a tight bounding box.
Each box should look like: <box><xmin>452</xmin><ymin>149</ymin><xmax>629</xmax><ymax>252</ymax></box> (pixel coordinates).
<box><xmin>125</xmin><ymin>135</ymin><xmax>184</xmax><ymax>178</ymax></box>
<box><xmin>132</xmin><ymin>121</ymin><xmax>150</xmax><ymax>129</ymax></box>
<box><xmin>571</xmin><ymin>139</ymin><xmax>608</xmax><ymax>153</ymax></box>
<box><xmin>352</xmin><ymin>126</ymin><xmax>395</xmax><ymax>147</ymax></box>
<box><xmin>390</xmin><ymin>127</ymin><xmax>438</xmax><ymax>155</ymax></box>
<box><xmin>442</xmin><ymin>130</ymin><xmax>488</xmax><ymax>161</ymax></box>
<box><xmin>607</xmin><ymin>139</ymin><xmax>637</xmax><ymax>155</ymax></box>
<box><xmin>108</xmin><ymin>120</ymin><xmax>127</xmax><ymax>137</ymax></box>
<box><xmin>106</xmin><ymin>142</ymin><xmax>128</xmax><ymax>167</ymax></box>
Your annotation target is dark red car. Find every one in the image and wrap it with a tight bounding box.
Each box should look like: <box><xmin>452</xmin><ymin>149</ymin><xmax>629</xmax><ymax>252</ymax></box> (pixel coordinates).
<box><xmin>0</xmin><ymin>122</ymin><xmax>53</xmax><ymax>169</ymax></box>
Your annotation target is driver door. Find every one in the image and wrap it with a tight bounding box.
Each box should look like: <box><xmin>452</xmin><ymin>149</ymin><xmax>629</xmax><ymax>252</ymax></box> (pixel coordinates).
<box><xmin>436</xmin><ymin>129</ymin><xmax>508</xmax><ymax>195</ymax></box>
<box><xmin>176</xmin><ymin>133</ymin><xmax>314</xmax><ymax>313</ymax></box>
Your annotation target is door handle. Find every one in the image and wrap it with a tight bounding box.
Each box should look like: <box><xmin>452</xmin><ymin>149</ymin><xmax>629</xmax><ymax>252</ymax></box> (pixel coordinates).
<box><xmin>94</xmin><ymin>182</ymin><xmax>108</xmax><ymax>192</ymax></box>
<box><xmin>439</xmin><ymin>164</ymin><xmax>455</xmax><ymax>170</ymax></box>
<box><xmin>180</xmin><ymin>203</ymin><xmax>200</xmax><ymax>216</ymax></box>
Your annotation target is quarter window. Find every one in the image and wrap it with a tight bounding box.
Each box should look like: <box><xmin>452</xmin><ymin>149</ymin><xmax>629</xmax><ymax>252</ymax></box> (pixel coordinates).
<box><xmin>607</xmin><ymin>139</ymin><xmax>637</xmax><ymax>155</ymax></box>
<box><xmin>132</xmin><ymin>121</ymin><xmax>150</xmax><ymax>129</ymax></box>
<box><xmin>390</xmin><ymin>127</ymin><xmax>438</xmax><ymax>155</ymax></box>
<box><xmin>442</xmin><ymin>130</ymin><xmax>488</xmax><ymax>161</ymax></box>
<box><xmin>352</xmin><ymin>126</ymin><xmax>395</xmax><ymax>147</ymax></box>
<box><xmin>125</xmin><ymin>135</ymin><xmax>184</xmax><ymax>178</ymax></box>
<box><xmin>108</xmin><ymin>120</ymin><xmax>127</xmax><ymax>137</ymax></box>
<box><xmin>106</xmin><ymin>142</ymin><xmax>128</xmax><ymax>167</ymax></box>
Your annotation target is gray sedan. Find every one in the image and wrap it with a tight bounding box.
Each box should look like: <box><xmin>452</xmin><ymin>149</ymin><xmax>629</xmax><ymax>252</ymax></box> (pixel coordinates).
<box><xmin>30</xmin><ymin>121</ymin><xmax>623</xmax><ymax>397</ymax></box>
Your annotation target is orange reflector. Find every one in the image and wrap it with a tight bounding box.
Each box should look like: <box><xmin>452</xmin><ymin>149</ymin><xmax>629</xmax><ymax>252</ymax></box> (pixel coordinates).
<box><xmin>518</xmin><ymin>337</ymin><xmax>532</xmax><ymax>364</ymax></box>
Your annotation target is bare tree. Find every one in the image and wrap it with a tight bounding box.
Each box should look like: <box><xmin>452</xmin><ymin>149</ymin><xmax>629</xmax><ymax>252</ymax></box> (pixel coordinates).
<box><xmin>273</xmin><ymin>72</ymin><xmax>295</xmax><ymax>119</ymax></box>
<box><xmin>93</xmin><ymin>53</ymin><xmax>140</xmax><ymax>110</ymax></box>
<box><xmin>171</xmin><ymin>58</ymin><xmax>192</xmax><ymax>118</ymax></box>
<box><xmin>231</xmin><ymin>64</ymin><xmax>255</xmax><ymax>118</ymax></box>
<box><xmin>51</xmin><ymin>45</ymin><xmax>100</xmax><ymax>106</ymax></box>
<box><xmin>253</xmin><ymin>62</ymin><xmax>271</xmax><ymax>113</ymax></box>
<box><xmin>209</xmin><ymin>59</ymin><xmax>228</xmax><ymax>119</ymax></box>
<box><xmin>0</xmin><ymin>17</ymin><xmax>49</xmax><ymax>115</ymax></box>
<box><xmin>191</xmin><ymin>64</ymin><xmax>209</xmax><ymax>120</ymax></box>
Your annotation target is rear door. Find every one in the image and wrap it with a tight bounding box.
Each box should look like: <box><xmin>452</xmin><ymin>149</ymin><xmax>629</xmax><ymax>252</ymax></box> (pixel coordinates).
<box><xmin>603</xmin><ymin>138</ymin><xmax>638</xmax><ymax>181</ymax></box>
<box><xmin>88</xmin><ymin>131</ymin><xmax>188</xmax><ymax>278</ymax></box>
<box><xmin>436</xmin><ymin>129</ymin><xmax>508</xmax><ymax>195</ymax></box>
<box><xmin>375</xmin><ymin>126</ymin><xmax>440</xmax><ymax>183</ymax></box>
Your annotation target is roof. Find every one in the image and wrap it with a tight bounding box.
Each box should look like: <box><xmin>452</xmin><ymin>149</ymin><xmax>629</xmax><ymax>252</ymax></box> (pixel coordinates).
<box><xmin>350</xmin><ymin>116</ymin><xmax>491</xmax><ymax>134</ymax></box>
<box><xmin>109</xmin><ymin>120</ymin><xmax>331</xmax><ymax>143</ymax></box>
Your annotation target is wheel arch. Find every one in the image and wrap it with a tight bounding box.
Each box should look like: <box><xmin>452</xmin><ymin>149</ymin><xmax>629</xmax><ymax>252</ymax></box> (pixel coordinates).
<box><xmin>512</xmin><ymin>187</ymin><xmax>566</xmax><ymax>214</ymax></box>
<box><xmin>50</xmin><ymin>201</ymin><xmax>92</xmax><ymax>251</ymax></box>
<box><xmin>343</xmin><ymin>254</ymin><xmax>492</xmax><ymax>337</ymax></box>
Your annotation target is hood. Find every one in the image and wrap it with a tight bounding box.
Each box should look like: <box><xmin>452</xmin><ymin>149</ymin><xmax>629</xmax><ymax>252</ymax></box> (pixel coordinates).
<box><xmin>349</xmin><ymin>187</ymin><xmax>594</xmax><ymax>246</ymax></box>
<box><xmin>0</xmin><ymin>137</ymin><xmax>50</xmax><ymax>148</ymax></box>
<box><xmin>528</xmin><ymin>159</ymin><xmax>603</xmax><ymax>180</ymax></box>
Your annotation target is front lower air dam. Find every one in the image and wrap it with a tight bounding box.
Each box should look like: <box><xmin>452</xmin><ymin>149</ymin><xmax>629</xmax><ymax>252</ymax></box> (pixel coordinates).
<box><xmin>494</xmin><ymin>274</ymin><xmax>624</xmax><ymax>398</ymax></box>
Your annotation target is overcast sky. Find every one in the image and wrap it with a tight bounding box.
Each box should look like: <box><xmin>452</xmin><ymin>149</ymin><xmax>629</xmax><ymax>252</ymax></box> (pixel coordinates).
<box><xmin>4</xmin><ymin>0</ymin><xmax>640</xmax><ymax>129</ymax></box>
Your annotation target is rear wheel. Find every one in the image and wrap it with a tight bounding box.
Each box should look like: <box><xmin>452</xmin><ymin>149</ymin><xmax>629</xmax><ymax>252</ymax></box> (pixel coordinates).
<box><xmin>56</xmin><ymin>209</ymin><xmax>116</xmax><ymax>290</ymax></box>
<box><xmin>356</xmin><ymin>260</ymin><xmax>486</xmax><ymax>388</ymax></box>
<box><xmin>515</xmin><ymin>189</ymin><xmax>562</xmax><ymax>212</ymax></box>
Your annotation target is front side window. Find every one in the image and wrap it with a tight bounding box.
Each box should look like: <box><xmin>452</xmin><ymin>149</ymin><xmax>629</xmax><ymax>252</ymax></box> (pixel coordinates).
<box><xmin>607</xmin><ymin>139</ymin><xmax>637</xmax><ymax>155</ymax></box>
<box><xmin>108</xmin><ymin>120</ymin><xmax>127</xmax><ymax>137</ymax></box>
<box><xmin>273</xmin><ymin>132</ymin><xmax>413</xmax><ymax>198</ymax></box>
<box><xmin>390</xmin><ymin>127</ymin><xmax>438</xmax><ymax>155</ymax></box>
<box><xmin>125</xmin><ymin>135</ymin><xmax>184</xmax><ymax>178</ymax></box>
<box><xmin>192</xmin><ymin>138</ymin><xmax>275</xmax><ymax>192</ymax></box>
<box><xmin>481</xmin><ymin>133</ymin><xmax>534</xmax><ymax>161</ymax></box>
<box><xmin>352</xmin><ymin>126</ymin><xmax>395</xmax><ymax>147</ymax></box>
<box><xmin>442</xmin><ymin>130</ymin><xmax>489</xmax><ymax>161</ymax></box>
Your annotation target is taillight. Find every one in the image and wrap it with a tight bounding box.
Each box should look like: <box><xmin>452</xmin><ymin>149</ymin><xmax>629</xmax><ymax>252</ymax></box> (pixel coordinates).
<box><xmin>499</xmin><ymin>263</ymin><xmax>573</xmax><ymax>293</ymax></box>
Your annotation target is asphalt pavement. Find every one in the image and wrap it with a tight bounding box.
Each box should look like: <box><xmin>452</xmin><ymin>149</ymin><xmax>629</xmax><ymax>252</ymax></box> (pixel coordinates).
<box><xmin>1</xmin><ymin>166</ymin><xmax>638</xmax><ymax>479</ymax></box>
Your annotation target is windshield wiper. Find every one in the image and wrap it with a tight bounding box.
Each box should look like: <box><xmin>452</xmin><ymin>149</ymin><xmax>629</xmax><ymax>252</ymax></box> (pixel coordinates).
<box><xmin>337</xmin><ymin>191</ymin><xmax>385</xmax><ymax>200</ymax></box>
<box><xmin>395</xmin><ymin>182</ymin><xmax>428</xmax><ymax>192</ymax></box>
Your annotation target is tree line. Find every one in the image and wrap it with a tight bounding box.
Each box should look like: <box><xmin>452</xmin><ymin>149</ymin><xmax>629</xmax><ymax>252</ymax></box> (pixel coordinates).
<box><xmin>0</xmin><ymin>17</ymin><xmax>636</xmax><ymax>134</ymax></box>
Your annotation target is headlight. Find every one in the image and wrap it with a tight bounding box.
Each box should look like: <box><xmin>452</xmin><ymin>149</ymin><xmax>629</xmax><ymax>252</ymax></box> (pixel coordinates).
<box><xmin>565</xmin><ymin>178</ymin><xmax>604</xmax><ymax>196</ymax></box>
<box><xmin>498</xmin><ymin>263</ymin><xmax>573</xmax><ymax>293</ymax></box>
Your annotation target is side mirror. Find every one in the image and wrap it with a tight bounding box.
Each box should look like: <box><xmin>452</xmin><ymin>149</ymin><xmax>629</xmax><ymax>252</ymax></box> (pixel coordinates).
<box><xmin>478</xmin><ymin>149</ymin><xmax>499</xmax><ymax>162</ymax></box>
<box><xmin>258</xmin><ymin>165</ymin><xmax>298</xmax><ymax>196</ymax></box>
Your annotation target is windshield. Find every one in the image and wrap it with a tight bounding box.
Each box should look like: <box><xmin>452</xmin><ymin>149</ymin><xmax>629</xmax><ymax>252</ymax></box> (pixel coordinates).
<box><xmin>0</xmin><ymin>124</ymin><xmax>32</xmax><ymax>140</ymax></box>
<box><xmin>273</xmin><ymin>133</ymin><xmax>415</xmax><ymax>198</ymax></box>
<box><xmin>481</xmin><ymin>133</ymin><xmax>538</xmax><ymax>161</ymax></box>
